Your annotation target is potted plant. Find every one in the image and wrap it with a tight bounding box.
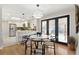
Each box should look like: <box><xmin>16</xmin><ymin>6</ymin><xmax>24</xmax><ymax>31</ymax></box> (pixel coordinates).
<box><xmin>68</xmin><ymin>36</ymin><xmax>76</xmax><ymax>51</ymax></box>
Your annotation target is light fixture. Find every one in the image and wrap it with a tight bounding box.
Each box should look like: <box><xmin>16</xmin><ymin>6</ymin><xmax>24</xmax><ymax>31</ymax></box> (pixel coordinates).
<box><xmin>22</xmin><ymin>13</ymin><xmax>25</xmax><ymax>20</ymax></box>
<box><xmin>33</xmin><ymin>4</ymin><xmax>43</xmax><ymax>19</ymax></box>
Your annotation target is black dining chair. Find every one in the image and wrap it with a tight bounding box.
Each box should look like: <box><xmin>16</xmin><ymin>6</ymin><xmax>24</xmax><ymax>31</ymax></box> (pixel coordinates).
<box><xmin>22</xmin><ymin>35</ymin><xmax>30</xmax><ymax>54</ymax></box>
<box><xmin>34</xmin><ymin>43</ymin><xmax>45</xmax><ymax>55</ymax></box>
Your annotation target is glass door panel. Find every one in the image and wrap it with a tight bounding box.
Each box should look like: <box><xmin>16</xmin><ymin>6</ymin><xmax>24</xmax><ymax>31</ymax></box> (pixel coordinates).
<box><xmin>49</xmin><ymin>20</ymin><xmax>55</xmax><ymax>36</ymax></box>
<box><xmin>58</xmin><ymin>17</ymin><xmax>67</xmax><ymax>43</ymax></box>
<box><xmin>41</xmin><ymin>21</ymin><xmax>47</xmax><ymax>35</ymax></box>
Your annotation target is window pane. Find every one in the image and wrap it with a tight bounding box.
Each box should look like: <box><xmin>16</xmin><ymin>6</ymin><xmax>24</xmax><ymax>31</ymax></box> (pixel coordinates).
<box><xmin>58</xmin><ymin>17</ymin><xmax>67</xmax><ymax>43</ymax></box>
<box><xmin>42</xmin><ymin>21</ymin><xmax>47</xmax><ymax>35</ymax></box>
<box><xmin>49</xmin><ymin>20</ymin><xmax>55</xmax><ymax>36</ymax></box>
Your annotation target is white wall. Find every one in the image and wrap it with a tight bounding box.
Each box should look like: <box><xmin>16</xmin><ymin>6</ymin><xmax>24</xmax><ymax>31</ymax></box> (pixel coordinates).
<box><xmin>0</xmin><ymin>7</ymin><xmax>3</xmax><ymax>48</ymax></box>
<box><xmin>2</xmin><ymin>21</ymin><xmax>16</xmax><ymax>47</ymax></box>
<box><xmin>29</xmin><ymin>19</ymin><xmax>39</xmax><ymax>32</ymax></box>
<box><xmin>36</xmin><ymin>19</ymin><xmax>41</xmax><ymax>32</ymax></box>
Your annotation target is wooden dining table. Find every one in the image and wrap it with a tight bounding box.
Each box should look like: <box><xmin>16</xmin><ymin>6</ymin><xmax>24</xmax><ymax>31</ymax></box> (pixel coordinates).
<box><xmin>24</xmin><ymin>35</ymin><xmax>56</xmax><ymax>55</ymax></box>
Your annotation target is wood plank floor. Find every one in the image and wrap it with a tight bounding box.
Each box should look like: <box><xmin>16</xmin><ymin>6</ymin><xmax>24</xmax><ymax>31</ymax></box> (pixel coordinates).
<box><xmin>0</xmin><ymin>43</ymin><xmax>75</xmax><ymax>55</ymax></box>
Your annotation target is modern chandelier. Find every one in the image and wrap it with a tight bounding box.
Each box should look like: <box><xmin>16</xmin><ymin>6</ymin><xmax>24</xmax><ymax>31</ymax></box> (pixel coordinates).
<box><xmin>33</xmin><ymin>4</ymin><xmax>43</xmax><ymax>19</ymax></box>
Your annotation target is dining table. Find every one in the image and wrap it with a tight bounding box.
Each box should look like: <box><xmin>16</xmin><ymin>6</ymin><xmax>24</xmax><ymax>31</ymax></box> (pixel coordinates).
<box><xmin>24</xmin><ymin>34</ymin><xmax>56</xmax><ymax>55</ymax></box>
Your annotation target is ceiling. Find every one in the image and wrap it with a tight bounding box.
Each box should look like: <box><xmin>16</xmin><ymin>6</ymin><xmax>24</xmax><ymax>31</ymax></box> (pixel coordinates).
<box><xmin>1</xmin><ymin>4</ymin><xmax>75</xmax><ymax>19</ymax></box>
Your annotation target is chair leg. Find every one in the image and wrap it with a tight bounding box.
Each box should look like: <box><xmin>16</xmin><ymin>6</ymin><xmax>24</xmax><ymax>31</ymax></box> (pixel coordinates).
<box><xmin>42</xmin><ymin>44</ymin><xmax>45</xmax><ymax>55</ymax></box>
<box><xmin>30</xmin><ymin>40</ymin><xmax>32</xmax><ymax>55</ymax></box>
<box><xmin>54</xmin><ymin>43</ymin><xmax>56</xmax><ymax>55</ymax></box>
<box><xmin>35</xmin><ymin>42</ymin><xmax>39</xmax><ymax>49</ymax></box>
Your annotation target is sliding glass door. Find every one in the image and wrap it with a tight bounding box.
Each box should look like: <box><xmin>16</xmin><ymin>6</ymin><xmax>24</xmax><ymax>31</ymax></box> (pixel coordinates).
<box><xmin>58</xmin><ymin>17</ymin><xmax>68</xmax><ymax>43</ymax></box>
<box><xmin>41</xmin><ymin>15</ymin><xmax>69</xmax><ymax>44</ymax></box>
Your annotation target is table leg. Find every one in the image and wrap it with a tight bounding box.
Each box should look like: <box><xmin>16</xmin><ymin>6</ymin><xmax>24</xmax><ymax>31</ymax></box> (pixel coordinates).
<box><xmin>25</xmin><ymin>41</ymin><xmax>27</xmax><ymax>55</ymax></box>
<box><xmin>34</xmin><ymin>42</ymin><xmax>37</xmax><ymax>48</ymax></box>
<box><xmin>41</xmin><ymin>39</ymin><xmax>43</xmax><ymax>44</ymax></box>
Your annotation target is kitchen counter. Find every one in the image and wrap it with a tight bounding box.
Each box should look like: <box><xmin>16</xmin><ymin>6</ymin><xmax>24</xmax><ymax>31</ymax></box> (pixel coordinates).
<box><xmin>16</xmin><ymin>30</ymin><xmax>36</xmax><ymax>42</ymax></box>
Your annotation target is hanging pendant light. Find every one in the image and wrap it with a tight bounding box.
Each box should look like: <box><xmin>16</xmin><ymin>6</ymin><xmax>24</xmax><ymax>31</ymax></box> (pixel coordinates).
<box><xmin>33</xmin><ymin>4</ymin><xmax>43</xmax><ymax>19</ymax></box>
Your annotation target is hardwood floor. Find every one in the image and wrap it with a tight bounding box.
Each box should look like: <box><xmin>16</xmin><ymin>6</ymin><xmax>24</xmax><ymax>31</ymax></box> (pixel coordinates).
<box><xmin>0</xmin><ymin>43</ymin><xmax>75</xmax><ymax>55</ymax></box>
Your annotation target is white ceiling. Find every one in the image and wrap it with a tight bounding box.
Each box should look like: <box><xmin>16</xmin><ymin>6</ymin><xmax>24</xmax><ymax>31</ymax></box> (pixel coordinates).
<box><xmin>1</xmin><ymin>4</ymin><xmax>75</xmax><ymax>19</ymax></box>
<box><xmin>20</xmin><ymin>4</ymin><xmax>74</xmax><ymax>16</ymax></box>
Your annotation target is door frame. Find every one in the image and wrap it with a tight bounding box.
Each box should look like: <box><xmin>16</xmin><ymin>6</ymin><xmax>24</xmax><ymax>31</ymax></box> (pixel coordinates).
<box><xmin>56</xmin><ymin>15</ymin><xmax>70</xmax><ymax>44</ymax></box>
<box><xmin>41</xmin><ymin>15</ymin><xmax>70</xmax><ymax>44</ymax></box>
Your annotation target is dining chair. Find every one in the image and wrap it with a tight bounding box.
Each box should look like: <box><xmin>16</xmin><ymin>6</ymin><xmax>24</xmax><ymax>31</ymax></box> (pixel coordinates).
<box><xmin>45</xmin><ymin>35</ymin><xmax>56</xmax><ymax>55</ymax></box>
<box><xmin>33</xmin><ymin>43</ymin><xmax>45</xmax><ymax>55</ymax></box>
<box><xmin>22</xmin><ymin>35</ymin><xmax>30</xmax><ymax>54</ymax></box>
